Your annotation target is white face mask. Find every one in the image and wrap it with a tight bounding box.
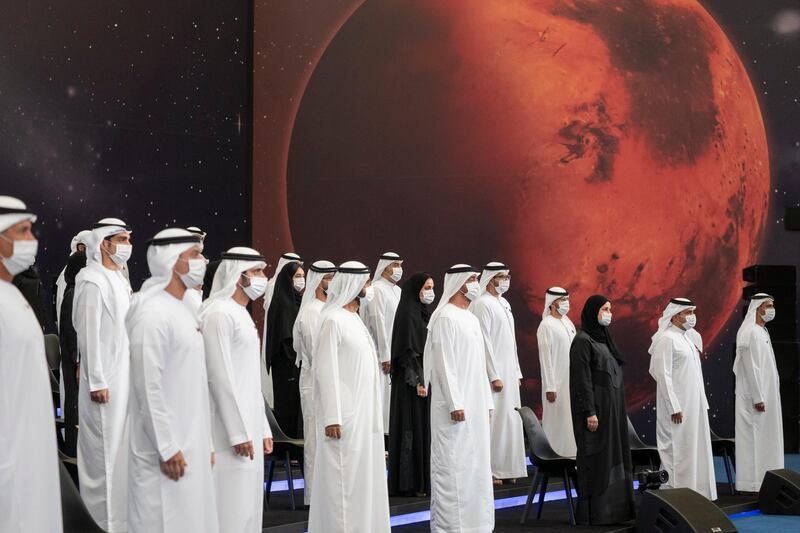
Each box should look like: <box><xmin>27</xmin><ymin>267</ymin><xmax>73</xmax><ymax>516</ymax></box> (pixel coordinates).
<box><xmin>762</xmin><ymin>308</ymin><xmax>776</xmax><ymax>323</ymax></box>
<box><xmin>420</xmin><ymin>289</ymin><xmax>435</xmax><ymax>305</ymax></box>
<box><xmin>293</xmin><ymin>277</ymin><xmax>306</xmax><ymax>292</ymax></box>
<box><xmin>178</xmin><ymin>258</ymin><xmax>206</xmax><ymax>289</ymax></box>
<box><xmin>390</xmin><ymin>266</ymin><xmax>403</xmax><ymax>283</ymax></box>
<box><xmin>360</xmin><ymin>285</ymin><xmax>375</xmax><ymax>303</ymax></box>
<box><xmin>464</xmin><ymin>281</ymin><xmax>480</xmax><ymax>301</ymax></box>
<box><xmin>495</xmin><ymin>278</ymin><xmax>510</xmax><ymax>295</ymax></box>
<box><xmin>0</xmin><ymin>237</ymin><xmax>38</xmax><ymax>276</ymax></box>
<box><xmin>241</xmin><ymin>275</ymin><xmax>268</xmax><ymax>300</ymax></box>
<box><xmin>598</xmin><ymin>312</ymin><xmax>612</xmax><ymax>327</ymax></box>
<box><xmin>109</xmin><ymin>243</ymin><xmax>132</xmax><ymax>265</ymax></box>
<box><xmin>682</xmin><ymin>313</ymin><xmax>697</xmax><ymax>330</ymax></box>
<box><xmin>557</xmin><ymin>300</ymin><xmax>570</xmax><ymax>316</ymax></box>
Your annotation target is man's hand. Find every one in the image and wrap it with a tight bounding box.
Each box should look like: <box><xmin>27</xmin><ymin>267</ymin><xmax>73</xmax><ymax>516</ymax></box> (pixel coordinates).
<box><xmin>382</xmin><ymin>362</ymin><xmax>392</xmax><ymax>374</ymax></box>
<box><xmin>211</xmin><ymin>452</ymin><xmax>216</xmax><ymax>468</ymax></box>
<box><xmin>90</xmin><ymin>388</ymin><xmax>110</xmax><ymax>404</ymax></box>
<box><xmin>160</xmin><ymin>451</ymin><xmax>187</xmax><ymax>481</ymax></box>
<box><xmin>755</xmin><ymin>402</ymin><xmax>766</xmax><ymax>412</ymax></box>
<box><xmin>416</xmin><ymin>384</ymin><xmax>428</xmax><ymax>397</ymax></box>
<box><xmin>451</xmin><ymin>410</ymin><xmax>465</xmax><ymax>422</ymax></box>
<box><xmin>263</xmin><ymin>438</ymin><xmax>274</xmax><ymax>455</ymax></box>
<box><xmin>491</xmin><ymin>379</ymin><xmax>504</xmax><ymax>392</ymax></box>
<box><xmin>233</xmin><ymin>440</ymin><xmax>254</xmax><ymax>460</ymax></box>
<box><xmin>671</xmin><ymin>411</ymin><xmax>683</xmax><ymax>424</ymax></box>
<box><xmin>75</xmin><ymin>363</ymin><xmax>80</xmax><ymax>384</ymax></box>
<box><xmin>586</xmin><ymin>415</ymin><xmax>599</xmax><ymax>432</ymax></box>
<box><xmin>546</xmin><ymin>391</ymin><xmax>557</xmax><ymax>403</ymax></box>
<box><xmin>325</xmin><ymin>424</ymin><xmax>342</xmax><ymax>439</ymax></box>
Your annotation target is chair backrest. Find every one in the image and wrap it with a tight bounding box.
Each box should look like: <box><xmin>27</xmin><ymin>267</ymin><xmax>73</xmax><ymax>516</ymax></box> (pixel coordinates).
<box><xmin>627</xmin><ymin>416</ymin><xmax>651</xmax><ymax>449</ymax></box>
<box><xmin>264</xmin><ymin>401</ymin><xmax>294</xmax><ymax>443</ymax></box>
<box><xmin>59</xmin><ymin>460</ymin><xmax>104</xmax><ymax>532</ymax></box>
<box><xmin>516</xmin><ymin>406</ymin><xmax>564</xmax><ymax>466</ymax></box>
<box><xmin>44</xmin><ymin>333</ymin><xmax>60</xmax><ymax>371</ymax></box>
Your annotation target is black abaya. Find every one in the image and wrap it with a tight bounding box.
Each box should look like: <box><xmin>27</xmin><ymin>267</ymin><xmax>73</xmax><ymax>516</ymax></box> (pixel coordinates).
<box><xmin>59</xmin><ymin>251</ymin><xmax>86</xmax><ymax>456</ymax></box>
<box><xmin>569</xmin><ymin>295</ymin><xmax>635</xmax><ymax>525</ymax></box>
<box><xmin>387</xmin><ymin>272</ymin><xmax>432</xmax><ymax>496</ymax></box>
<box><xmin>265</xmin><ymin>262</ymin><xmax>303</xmax><ymax>438</ymax></box>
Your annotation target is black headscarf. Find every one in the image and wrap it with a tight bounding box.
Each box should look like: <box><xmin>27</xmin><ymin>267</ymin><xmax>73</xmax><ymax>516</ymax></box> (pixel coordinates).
<box><xmin>64</xmin><ymin>250</ymin><xmax>87</xmax><ymax>288</ymax></box>
<box><xmin>265</xmin><ymin>262</ymin><xmax>302</xmax><ymax>370</ymax></box>
<box><xmin>390</xmin><ymin>272</ymin><xmax>432</xmax><ymax>373</ymax></box>
<box><xmin>579</xmin><ymin>294</ymin><xmax>623</xmax><ymax>363</ymax></box>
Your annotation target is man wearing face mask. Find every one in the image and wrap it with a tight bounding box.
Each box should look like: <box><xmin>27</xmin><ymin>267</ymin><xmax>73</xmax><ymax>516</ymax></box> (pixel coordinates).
<box><xmin>73</xmin><ymin>217</ymin><xmax>134</xmax><ymax>531</ymax></box>
<box><xmin>537</xmin><ymin>287</ymin><xmax>577</xmax><ymax>458</ymax></box>
<box><xmin>200</xmin><ymin>247</ymin><xmax>275</xmax><ymax>532</ymax></box>
<box><xmin>0</xmin><ymin>195</ymin><xmax>64</xmax><ymax>533</ymax></box>
<box><xmin>292</xmin><ymin>260</ymin><xmax>337</xmax><ymax>506</ymax></box>
<box><xmin>424</xmin><ymin>264</ymin><xmax>494</xmax><ymax>533</ymax></box>
<box><xmin>308</xmin><ymin>262</ymin><xmax>390</xmax><ymax>533</ymax></box>
<box><xmin>183</xmin><ymin>227</ymin><xmax>207</xmax><ymax>312</ymax></box>
<box><xmin>734</xmin><ymin>293</ymin><xmax>784</xmax><ymax>492</ymax></box>
<box><xmin>470</xmin><ymin>262</ymin><xmax>526</xmax><ymax>484</ymax></box>
<box><xmin>361</xmin><ymin>252</ymin><xmax>403</xmax><ymax>436</ymax></box>
<box><xmin>648</xmin><ymin>298</ymin><xmax>716</xmax><ymax>500</ymax></box>
<box><xmin>127</xmin><ymin>228</ymin><xmax>218</xmax><ymax>533</ymax></box>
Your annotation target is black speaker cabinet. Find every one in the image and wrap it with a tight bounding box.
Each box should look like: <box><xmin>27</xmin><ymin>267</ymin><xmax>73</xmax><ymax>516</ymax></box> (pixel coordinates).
<box><xmin>759</xmin><ymin>469</ymin><xmax>800</xmax><ymax>515</ymax></box>
<box><xmin>636</xmin><ymin>488</ymin><xmax>737</xmax><ymax>532</ymax></box>
<box><xmin>743</xmin><ymin>265</ymin><xmax>797</xmax><ymax>285</ymax></box>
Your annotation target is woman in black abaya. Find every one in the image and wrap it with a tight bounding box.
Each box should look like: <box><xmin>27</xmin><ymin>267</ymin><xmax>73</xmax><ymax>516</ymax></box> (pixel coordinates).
<box><xmin>387</xmin><ymin>272</ymin><xmax>433</xmax><ymax>496</ymax></box>
<box><xmin>569</xmin><ymin>294</ymin><xmax>635</xmax><ymax>525</ymax></box>
<box><xmin>265</xmin><ymin>262</ymin><xmax>304</xmax><ymax>438</ymax></box>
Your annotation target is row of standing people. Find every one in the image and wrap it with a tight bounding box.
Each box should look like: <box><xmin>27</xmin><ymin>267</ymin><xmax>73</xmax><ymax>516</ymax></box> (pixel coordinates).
<box><xmin>0</xmin><ymin>192</ymin><xmax>786</xmax><ymax>532</ymax></box>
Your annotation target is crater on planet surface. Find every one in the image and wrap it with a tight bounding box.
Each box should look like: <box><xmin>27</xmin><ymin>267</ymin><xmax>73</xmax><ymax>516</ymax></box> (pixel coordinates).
<box><xmin>552</xmin><ymin>0</ymin><xmax>720</xmax><ymax>166</ymax></box>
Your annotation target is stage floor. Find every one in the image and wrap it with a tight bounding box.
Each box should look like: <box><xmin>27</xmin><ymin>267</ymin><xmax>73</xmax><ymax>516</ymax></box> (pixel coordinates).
<box><xmin>261</xmin><ymin>474</ymin><xmax>759</xmax><ymax>533</ymax></box>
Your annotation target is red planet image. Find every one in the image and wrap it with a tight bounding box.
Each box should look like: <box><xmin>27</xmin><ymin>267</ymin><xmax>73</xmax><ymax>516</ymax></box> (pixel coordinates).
<box><xmin>276</xmin><ymin>0</ymin><xmax>769</xmax><ymax>409</ymax></box>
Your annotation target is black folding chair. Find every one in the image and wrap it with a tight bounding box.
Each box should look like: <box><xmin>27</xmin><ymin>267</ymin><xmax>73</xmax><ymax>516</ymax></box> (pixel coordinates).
<box><xmin>264</xmin><ymin>405</ymin><xmax>304</xmax><ymax>510</ymax></box>
<box><xmin>59</xmin><ymin>458</ymin><xmax>104</xmax><ymax>532</ymax></box>
<box><xmin>44</xmin><ymin>333</ymin><xmax>66</xmax><ymax>449</ymax></box>
<box><xmin>710</xmin><ymin>427</ymin><xmax>736</xmax><ymax>495</ymax></box>
<box><xmin>628</xmin><ymin>416</ymin><xmax>660</xmax><ymax>473</ymax></box>
<box><xmin>516</xmin><ymin>406</ymin><xmax>577</xmax><ymax>525</ymax></box>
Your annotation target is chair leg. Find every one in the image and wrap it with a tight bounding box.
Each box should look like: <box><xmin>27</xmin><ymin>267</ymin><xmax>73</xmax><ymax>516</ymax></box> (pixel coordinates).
<box><xmin>265</xmin><ymin>459</ymin><xmax>275</xmax><ymax>503</ymax></box>
<box><xmin>563</xmin><ymin>468</ymin><xmax>576</xmax><ymax>525</ymax></box>
<box><xmin>722</xmin><ymin>449</ymin><xmax>735</xmax><ymax>495</ymax></box>
<box><xmin>568</xmin><ymin>468</ymin><xmax>579</xmax><ymax>499</ymax></box>
<box><xmin>285</xmin><ymin>451</ymin><xmax>296</xmax><ymax>510</ymax></box>
<box><xmin>520</xmin><ymin>470</ymin><xmax>540</xmax><ymax>524</ymax></box>
<box><xmin>536</xmin><ymin>474</ymin><xmax>549</xmax><ymax>520</ymax></box>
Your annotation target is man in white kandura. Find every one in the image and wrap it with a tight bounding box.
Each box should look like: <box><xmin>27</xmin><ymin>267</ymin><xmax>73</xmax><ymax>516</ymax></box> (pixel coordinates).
<box><xmin>308</xmin><ymin>261</ymin><xmax>390</xmax><ymax>533</ymax></box>
<box><xmin>126</xmin><ymin>228</ymin><xmax>218</xmax><ymax>533</ymax></box>
<box><xmin>648</xmin><ymin>298</ymin><xmax>716</xmax><ymax>500</ymax></box>
<box><xmin>424</xmin><ymin>264</ymin><xmax>494</xmax><ymax>533</ymax></box>
<box><xmin>536</xmin><ymin>287</ymin><xmax>577</xmax><ymax>458</ymax></box>
<box><xmin>361</xmin><ymin>251</ymin><xmax>403</xmax><ymax>435</ymax></box>
<box><xmin>201</xmin><ymin>247</ymin><xmax>275</xmax><ymax>532</ymax></box>
<box><xmin>734</xmin><ymin>293</ymin><xmax>784</xmax><ymax>492</ymax></box>
<box><xmin>470</xmin><ymin>262</ymin><xmax>526</xmax><ymax>483</ymax></box>
<box><xmin>260</xmin><ymin>252</ymin><xmax>302</xmax><ymax>407</ymax></box>
<box><xmin>0</xmin><ymin>196</ymin><xmax>63</xmax><ymax>533</ymax></box>
<box><xmin>292</xmin><ymin>259</ymin><xmax>337</xmax><ymax>506</ymax></box>
<box><xmin>73</xmin><ymin>217</ymin><xmax>133</xmax><ymax>531</ymax></box>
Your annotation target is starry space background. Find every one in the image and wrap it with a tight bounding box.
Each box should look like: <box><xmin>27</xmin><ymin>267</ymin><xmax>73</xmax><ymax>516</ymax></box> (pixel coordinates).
<box><xmin>0</xmin><ymin>1</ymin><xmax>798</xmax><ymax>440</ymax></box>
<box><xmin>0</xmin><ymin>1</ymin><xmax>253</xmax><ymax>291</ymax></box>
